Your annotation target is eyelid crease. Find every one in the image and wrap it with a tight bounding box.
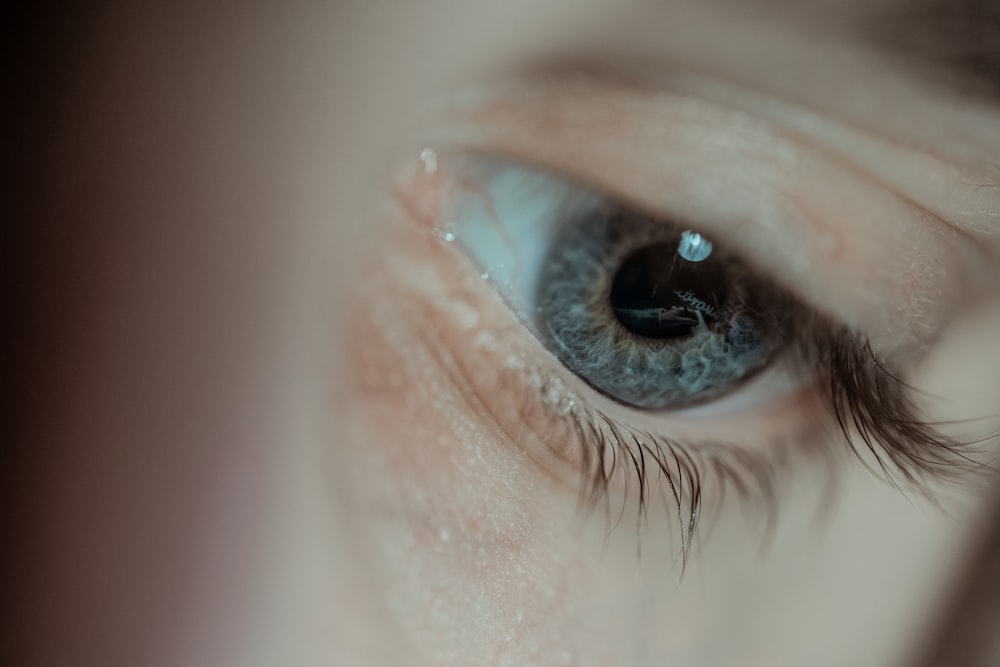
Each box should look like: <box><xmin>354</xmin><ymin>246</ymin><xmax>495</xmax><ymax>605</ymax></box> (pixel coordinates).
<box><xmin>368</xmin><ymin>215</ymin><xmax>791</xmax><ymax>557</ymax></box>
<box><xmin>419</xmin><ymin>78</ymin><xmax>983</xmax><ymax>360</ymax></box>
<box><xmin>388</xmin><ymin>154</ymin><xmax>990</xmax><ymax>558</ymax></box>
<box><xmin>649</xmin><ymin>70</ymin><xmax>1000</xmax><ymax>242</ymax></box>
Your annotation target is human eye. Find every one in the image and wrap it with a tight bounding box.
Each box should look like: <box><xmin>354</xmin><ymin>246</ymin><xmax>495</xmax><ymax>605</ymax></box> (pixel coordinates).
<box><xmin>444</xmin><ymin>158</ymin><xmax>800</xmax><ymax>413</ymax></box>
<box><xmin>384</xmin><ymin>74</ymin><xmax>992</xmax><ymax>552</ymax></box>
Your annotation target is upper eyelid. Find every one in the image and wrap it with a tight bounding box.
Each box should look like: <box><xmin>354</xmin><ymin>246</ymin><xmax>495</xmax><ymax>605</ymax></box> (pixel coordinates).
<box><xmin>394</xmin><ymin>156</ymin><xmax>782</xmax><ymax>410</ymax></box>
<box><xmin>420</xmin><ymin>77</ymin><xmax>983</xmax><ymax>359</ymax></box>
<box><xmin>443</xmin><ymin>158</ymin><xmax>795</xmax><ymax>387</ymax></box>
<box><xmin>395</xmin><ymin>255</ymin><xmax>811</xmax><ymax>474</ymax></box>
<box><xmin>388</xmin><ymin>140</ymin><xmax>982</xmax><ymax>531</ymax></box>
<box><xmin>393</xmin><ymin>159</ymin><xmax>975</xmax><ymax>539</ymax></box>
<box><xmin>649</xmin><ymin>69</ymin><xmax>1000</xmax><ymax>243</ymax></box>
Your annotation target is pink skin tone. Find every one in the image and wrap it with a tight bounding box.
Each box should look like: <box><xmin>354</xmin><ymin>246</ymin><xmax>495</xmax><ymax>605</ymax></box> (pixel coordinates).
<box><xmin>12</xmin><ymin>2</ymin><xmax>1000</xmax><ymax>667</ymax></box>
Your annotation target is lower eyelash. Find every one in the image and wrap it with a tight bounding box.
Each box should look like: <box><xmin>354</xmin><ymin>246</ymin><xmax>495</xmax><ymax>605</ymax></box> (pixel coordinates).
<box><xmin>534</xmin><ymin>318</ymin><xmax>990</xmax><ymax>561</ymax></box>
<box><xmin>565</xmin><ymin>404</ymin><xmax>779</xmax><ymax>564</ymax></box>
<box><xmin>395</xmin><ymin>165</ymin><xmax>989</xmax><ymax>553</ymax></box>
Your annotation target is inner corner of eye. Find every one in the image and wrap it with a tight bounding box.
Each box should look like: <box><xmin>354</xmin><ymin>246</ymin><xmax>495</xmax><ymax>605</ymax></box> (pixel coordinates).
<box><xmin>442</xmin><ymin>161</ymin><xmax>785</xmax><ymax>413</ymax></box>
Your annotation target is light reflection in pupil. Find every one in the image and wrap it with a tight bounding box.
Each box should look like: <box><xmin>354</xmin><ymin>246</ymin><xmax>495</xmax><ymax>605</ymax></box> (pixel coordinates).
<box><xmin>678</xmin><ymin>229</ymin><xmax>713</xmax><ymax>262</ymax></box>
<box><xmin>610</xmin><ymin>240</ymin><xmax>727</xmax><ymax>339</ymax></box>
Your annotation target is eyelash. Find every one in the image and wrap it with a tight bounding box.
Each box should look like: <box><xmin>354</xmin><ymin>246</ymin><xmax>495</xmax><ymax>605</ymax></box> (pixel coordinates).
<box><xmin>535</xmin><ymin>318</ymin><xmax>978</xmax><ymax>561</ymax></box>
<box><xmin>398</xmin><ymin>152</ymin><xmax>983</xmax><ymax>557</ymax></box>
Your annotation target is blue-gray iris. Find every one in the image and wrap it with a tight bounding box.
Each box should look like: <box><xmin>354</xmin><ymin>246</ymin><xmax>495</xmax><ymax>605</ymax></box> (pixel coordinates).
<box><xmin>535</xmin><ymin>206</ymin><xmax>784</xmax><ymax>410</ymax></box>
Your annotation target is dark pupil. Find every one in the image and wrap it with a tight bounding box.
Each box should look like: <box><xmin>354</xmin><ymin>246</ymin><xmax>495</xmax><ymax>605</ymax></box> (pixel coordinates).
<box><xmin>610</xmin><ymin>241</ymin><xmax>728</xmax><ymax>339</ymax></box>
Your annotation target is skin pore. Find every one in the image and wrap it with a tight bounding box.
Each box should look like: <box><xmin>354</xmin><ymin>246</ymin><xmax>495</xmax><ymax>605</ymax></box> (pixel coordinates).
<box><xmin>9</xmin><ymin>2</ymin><xmax>1000</xmax><ymax>666</ymax></box>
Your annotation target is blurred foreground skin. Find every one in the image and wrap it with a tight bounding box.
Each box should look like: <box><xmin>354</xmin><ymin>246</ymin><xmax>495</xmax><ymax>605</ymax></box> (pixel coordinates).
<box><xmin>7</xmin><ymin>2</ymin><xmax>1000</xmax><ymax>666</ymax></box>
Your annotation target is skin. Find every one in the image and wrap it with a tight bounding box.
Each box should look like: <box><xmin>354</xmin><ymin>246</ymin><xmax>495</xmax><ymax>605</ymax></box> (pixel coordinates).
<box><xmin>10</xmin><ymin>1</ymin><xmax>1000</xmax><ymax>666</ymax></box>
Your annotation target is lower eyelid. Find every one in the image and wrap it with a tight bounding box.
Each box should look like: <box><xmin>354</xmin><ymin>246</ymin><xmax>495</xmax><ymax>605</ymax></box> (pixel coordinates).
<box><xmin>421</xmin><ymin>160</ymin><xmax>827</xmax><ymax>427</ymax></box>
<box><xmin>379</xmin><ymin>199</ymin><xmax>826</xmax><ymax>484</ymax></box>
<box><xmin>378</xmin><ymin>115</ymin><xmax>984</xmax><ymax>545</ymax></box>
<box><xmin>390</xmin><ymin>150</ymin><xmax>989</xmax><ymax>527</ymax></box>
<box><xmin>371</xmin><ymin>189</ymin><xmax>982</xmax><ymax>559</ymax></box>
<box><xmin>666</xmin><ymin>363</ymin><xmax>812</xmax><ymax>419</ymax></box>
<box><xmin>354</xmin><ymin>222</ymin><xmax>588</xmax><ymax>488</ymax></box>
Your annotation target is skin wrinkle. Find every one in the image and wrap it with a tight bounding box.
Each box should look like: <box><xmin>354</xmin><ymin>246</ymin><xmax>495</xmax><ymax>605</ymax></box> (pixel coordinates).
<box><xmin>785</xmin><ymin>187</ymin><xmax>957</xmax><ymax>353</ymax></box>
<box><xmin>346</xmin><ymin>218</ymin><xmax>984</xmax><ymax>665</ymax></box>
<box><xmin>355</xmin><ymin>6</ymin><xmax>1000</xmax><ymax>660</ymax></box>
<box><xmin>391</xmin><ymin>171</ymin><xmax>836</xmax><ymax>457</ymax></box>
<box><xmin>339</xmin><ymin>4</ymin><xmax>997</xmax><ymax>666</ymax></box>
<box><xmin>652</xmin><ymin>71</ymin><xmax>1000</xmax><ymax>242</ymax></box>
<box><xmin>902</xmin><ymin>212</ymin><xmax>954</xmax><ymax>343</ymax></box>
<box><xmin>375</xmin><ymin>163</ymin><xmax>974</xmax><ymax>562</ymax></box>
<box><xmin>394</xmin><ymin>152</ymin><xmax>975</xmax><ymax>511</ymax></box>
<box><xmin>14</xmin><ymin>3</ymin><xmax>1000</xmax><ymax>667</ymax></box>
<box><xmin>366</xmin><ymin>201</ymin><xmax>789</xmax><ymax>489</ymax></box>
<box><xmin>548</xmin><ymin>6</ymin><xmax>1000</xmax><ymax>163</ymax></box>
<box><xmin>393</xmin><ymin>154</ymin><xmax>825</xmax><ymax>451</ymax></box>
<box><xmin>362</xmin><ymin>225</ymin><xmax>585</xmax><ymax>491</ymax></box>
<box><xmin>428</xmin><ymin>79</ymin><xmax>973</xmax><ymax>352</ymax></box>
<box><xmin>503</xmin><ymin>55</ymin><xmax>1000</xmax><ymax>238</ymax></box>
<box><xmin>344</xmin><ymin>224</ymin><xmax>626</xmax><ymax>666</ymax></box>
<box><xmin>368</xmin><ymin>45</ymin><xmax>1000</xmax><ymax>664</ymax></box>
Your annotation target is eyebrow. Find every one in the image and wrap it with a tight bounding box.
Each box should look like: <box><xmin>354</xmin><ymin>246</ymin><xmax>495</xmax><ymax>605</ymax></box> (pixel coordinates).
<box><xmin>861</xmin><ymin>0</ymin><xmax>1000</xmax><ymax>105</ymax></box>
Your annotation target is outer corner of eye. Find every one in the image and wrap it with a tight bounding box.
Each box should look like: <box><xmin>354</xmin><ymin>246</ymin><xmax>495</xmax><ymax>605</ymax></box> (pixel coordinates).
<box><xmin>435</xmin><ymin>157</ymin><xmax>798</xmax><ymax>415</ymax></box>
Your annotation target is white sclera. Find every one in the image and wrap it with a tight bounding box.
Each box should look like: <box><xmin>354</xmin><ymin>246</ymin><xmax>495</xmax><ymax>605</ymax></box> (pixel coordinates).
<box><xmin>678</xmin><ymin>229</ymin><xmax>713</xmax><ymax>262</ymax></box>
<box><xmin>447</xmin><ymin>163</ymin><xmax>603</xmax><ymax>327</ymax></box>
<box><xmin>442</xmin><ymin>160</ymin><xmax>804</xmax><ymax>419</ymax></box>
